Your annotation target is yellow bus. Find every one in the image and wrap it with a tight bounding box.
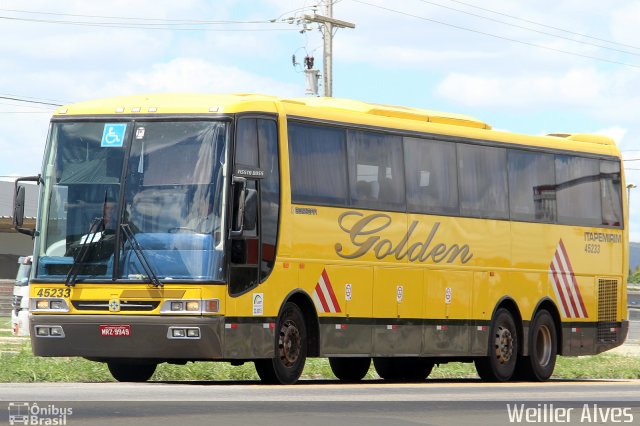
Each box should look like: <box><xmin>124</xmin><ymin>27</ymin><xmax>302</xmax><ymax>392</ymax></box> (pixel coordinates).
<box><xmin>14</xmin><ymin>94</ymin><xmax>627</xmax><ymax>384</ymax></box>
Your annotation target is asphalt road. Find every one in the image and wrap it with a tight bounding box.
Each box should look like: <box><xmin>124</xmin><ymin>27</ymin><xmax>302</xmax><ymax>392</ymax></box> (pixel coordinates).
<box><xmin>2</xmin><ymin>381</ymin><xmax>640</xmax><ymax>426</ymax></box>
<box><xmin>2</xmin><ymin>380</ymin><xmax>640</xmax><ymax>402</ymax></box>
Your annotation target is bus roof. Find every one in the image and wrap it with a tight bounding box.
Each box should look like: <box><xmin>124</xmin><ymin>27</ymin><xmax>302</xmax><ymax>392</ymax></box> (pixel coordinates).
<box><xmin>54</xmin><ymin>93</ymin><xmax>619</xmax><ymax>157</ymax></box>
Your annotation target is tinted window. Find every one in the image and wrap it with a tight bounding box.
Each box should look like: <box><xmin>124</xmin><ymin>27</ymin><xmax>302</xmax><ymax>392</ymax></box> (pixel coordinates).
<box><xmin>235</xmin><ymin>118</ymin><xmax>259</xmax><ymax>167</ymax></box>
<box><xmin>555</xmin><ymin>155</ymin><xmax>601</xmax><ymax>226</ymax></box>
<box><xmin>258</xmin><ymin>119</ymin><xmax>280</xmax><ymax>280</ymax></box>
<box><xmin>508</xmin><ymin>150</ymin><xmax>556</xmax><ymax>222</ymax></box>
<box><xmin>601</xmin><ymin>160</ymin><xmax>622</xmax><ymax>227</ymax></box>
<box><xmin>404</xmin><ymin>137</ymin><xmax>458</xmax><ymax>215</ymax></box>
<box><xmin>348</xmin><ymin>130</ymin><xmax>405</xmax><ymax>211</ymax></box>
<box><xmin>288</xmin><ymin>123</ymin><xmax>348</xmax><ymax>205</ymax></box>
<box><xmin>458</xmin><ymin>144</ymin><xmax>508</xmax><ymax>219</ymax></box>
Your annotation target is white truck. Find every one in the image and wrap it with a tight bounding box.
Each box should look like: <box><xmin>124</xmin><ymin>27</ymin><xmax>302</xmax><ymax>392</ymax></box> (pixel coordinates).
<box><xmin>11</xmin><ymin>256</ymin><xmax>32</xmax><ymax>336</ymax></box>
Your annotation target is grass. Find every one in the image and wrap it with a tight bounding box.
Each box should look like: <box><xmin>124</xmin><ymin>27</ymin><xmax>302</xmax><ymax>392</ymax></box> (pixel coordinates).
<box><xmin>0</xmin><ymin>316</ymin><xmax>13</xmax><ymax>337</ymax></box>
<box><xmin>1</xmin><ymin>340</ymin><xmax>640</xmax><ymax>383</ymax></box>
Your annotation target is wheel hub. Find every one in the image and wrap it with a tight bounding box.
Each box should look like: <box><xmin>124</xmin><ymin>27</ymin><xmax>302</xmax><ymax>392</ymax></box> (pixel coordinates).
<box><xmin>494</xmin><ymin>326</ymin><xmax>513</xmax><ymax>364</ymax></box>
<box><xmin>536</xmin><ymin>325</ymin><xmax>552</xmax><ymax>367</ymax></box>
<box><xmin>279</xmin><ymin>320</ymin><xmax>301</xmax><ymax>366</ymax></box>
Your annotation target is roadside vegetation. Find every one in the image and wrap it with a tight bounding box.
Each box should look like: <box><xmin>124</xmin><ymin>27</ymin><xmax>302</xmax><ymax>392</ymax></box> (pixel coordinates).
<box><xmin>1</xmin><ymin>338</ymin><xmax>639</xmax><ymax>382</ymax></box>
<box><xmin>0</xmin><ymin>317</ymin><xmax>12</xmax><ymax>338</ymax></box>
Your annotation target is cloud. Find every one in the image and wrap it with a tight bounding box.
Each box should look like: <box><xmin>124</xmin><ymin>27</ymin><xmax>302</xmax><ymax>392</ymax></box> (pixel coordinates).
<box><xmin>434</xmin><ymin>68</ymin><xmax>606</xmax><ymax>108</ymax></box>
<box><xmin>101</xmin><ymin>57</ymin><xmax>299</xmax><ymax>96</ymax></box>
<box><xmin>594</xmin><ymin>126</ymin><xmax>627</xmax><ymax>147</ymax></box>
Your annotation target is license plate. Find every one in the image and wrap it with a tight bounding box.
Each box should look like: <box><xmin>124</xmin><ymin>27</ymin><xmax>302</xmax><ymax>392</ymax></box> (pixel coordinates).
<box><xmin>100</xmin><ymin>325</ymin><xmax>131</xmax><ymax>336</ymax></box>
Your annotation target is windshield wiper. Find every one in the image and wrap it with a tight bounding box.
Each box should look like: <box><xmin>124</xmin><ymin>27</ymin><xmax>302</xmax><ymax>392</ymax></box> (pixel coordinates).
<box><xmin>65</xmin><ymin>216</ymin><xmax>104</xmax><ymax>287</ymax></box>
<box><xmin>120</xmin><ymin>224</ymin><xmax>163</xmax><ymax>287</ymax></box>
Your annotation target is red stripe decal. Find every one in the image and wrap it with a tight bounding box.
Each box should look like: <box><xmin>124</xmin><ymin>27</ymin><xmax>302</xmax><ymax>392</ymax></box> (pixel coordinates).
<box><xmin>549</xmin><ymin>262</ymin><xmax>570</xmax><ymax>317</ymax></box>
<box><xmin>558</xmin><ymin>240</ymin><xmax>588</xmax><ymax>317</ymax></box>
<box><xmin>321</xmin><ymin>269</ymin><xmax>341</xmax><ymax>313</ymax></box>
<box><xmin>554</xmin><ymin>251</ymin><xmax>579</xmax><ymax>317</ymax></box>
<box><xmin>315</xmin><ymin>283</ymin><xmax>330</xmax><ymax>313</ymax></box>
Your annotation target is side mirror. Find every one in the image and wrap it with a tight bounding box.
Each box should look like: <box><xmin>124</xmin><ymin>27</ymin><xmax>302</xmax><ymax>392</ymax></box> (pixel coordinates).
<box><xmin>13</xmin><ymin>185</ymin><xmax>25</xmax><ymax>228</ymax></box>
<box><xmin>12</xmin><ymin>175</ymin><xmax>41</xmax><ymax>238</ymax></box>
<box><xmin>231</xmin><ymin>176</ymin><xmax>247</xmax><ymax>237</ymax></box>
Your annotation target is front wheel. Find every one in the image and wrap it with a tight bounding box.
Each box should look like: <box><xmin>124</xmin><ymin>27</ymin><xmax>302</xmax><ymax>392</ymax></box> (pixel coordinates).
<box><xmin>475</xmin><ymin>308</ymin><xmax>518</xmax><ymax>382</ymax></box>
<box><xmin>107</xmin><ymin>361</ymin><xmax>157</xmax><ymax>382</ymax></box>
<box><xmin>255</xmin><ymin>302</ymin><xmax>307</xmax><ymax>384</ymax></box>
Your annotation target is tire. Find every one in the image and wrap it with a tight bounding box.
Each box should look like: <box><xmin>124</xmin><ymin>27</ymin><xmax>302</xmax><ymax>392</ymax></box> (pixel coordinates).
<box><xmin>254</xmin><ymin>302</ymin><xmax>307</xmax><ymax>385</ymax></box>
<box><xmin>475</xmin><ymin>308</ymin><xmax>518</xmax><ymax>382</ymax></box>
<box><xmin>107</xmin><ymin>361</ymin><xmax>157</xmax><ymax>382</ymax></box>
<box><xmin>520</xmin><ymin>310</ymin><xmax>557</xmax><ymax>381</ymax></box>
<box><xmin>373</xmin><ymin>357</ymin><xmax>434</xmax><ymax>382</ymax></box>
<box><xmin>329</xmin><ymin>357</ymin><xmax>371</xmax><ymax>381</ymax></box>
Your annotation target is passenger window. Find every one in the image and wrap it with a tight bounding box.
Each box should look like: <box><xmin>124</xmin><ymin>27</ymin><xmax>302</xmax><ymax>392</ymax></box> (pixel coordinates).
<box><xmin>288</xmin><ymin>123</ymin><xmax>348</xmax><ymax>206</ymax></box>
<box><xmin>601</xmin><ymin>160</ymin><xmax>622</xmax><ymax>227</ymax></box>
<box><xmin>555</xmin><ymin>155</ymin><xmax>601</xmax><ymax>226</ymax></box>
<box><xmin>458</xmin><ymin>144</ymin><xmax>508</xmax><ymax>219</ymax></box>
<box><xmin>404</xmin><ymin>137</ymin><xmax>458</xmax><ymax>215</ymax></box>
<box><xmin>348</xmin><ymin>130</ymin><xmax>405</xmax><ymax>211</ymax></box>
<box><xmin>508</xmin><ymin>150</ymin><xmax>556</xmax><ymax>222</ymax></box>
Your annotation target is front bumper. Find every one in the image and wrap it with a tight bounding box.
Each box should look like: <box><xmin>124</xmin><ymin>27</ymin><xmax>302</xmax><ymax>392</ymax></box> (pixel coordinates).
<box><xmin>30</xmin><ymin>314</ymin><xmax>224</xmax><ymax>360</ymax></box>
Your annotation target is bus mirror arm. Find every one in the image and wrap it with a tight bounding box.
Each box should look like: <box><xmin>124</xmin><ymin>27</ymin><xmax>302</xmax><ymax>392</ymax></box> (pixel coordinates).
<box><xmin>12</xmin><ymin>175</ymin><xmax>41</xmax><ymax>238</ymax></box>
<box><xmin>231</xmin><ymin>176</ymin><xmax>247</xmax><ymax>238</ymax></box>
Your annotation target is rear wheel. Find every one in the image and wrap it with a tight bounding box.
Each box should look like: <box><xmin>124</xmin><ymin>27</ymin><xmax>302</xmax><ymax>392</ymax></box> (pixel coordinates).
<box><xmin>254</xmin><ymin>302</ymin><xmax>307</xmax><ymax>385</ymax></box>
<box><xmin>329</xmin><ymin>357</ymin><xmax>371</xmax><ymax>381</ymax></box>
<box><xmin>475</xmin><ymin>308</ymin><xmax>518</xmax><ymax>382</ymax></box>
<box><xmin>107</xmin><ymin>361</ymin><xmax>157</xmax><ymax>382</ymax></box>
<box><xmin>515</xmin><ymin>310</ymin><xmax>557</xmax><ymax>381</ymax></box>
<box><xmin>373</xmin><ymin>357</ymin><xmax>434</xmax><ymax>382</ymax></box>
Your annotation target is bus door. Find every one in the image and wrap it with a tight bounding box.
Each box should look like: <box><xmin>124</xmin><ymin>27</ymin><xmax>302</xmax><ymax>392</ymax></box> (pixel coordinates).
<box><xmin>228</xmin><ymin>117</ymin><xmax>280</xmax><ymax>298</ymax></box>
<box><xmin>225</xmin><ymin>117</ymin><xmax>280</xmax><ymax>358</ymax></box>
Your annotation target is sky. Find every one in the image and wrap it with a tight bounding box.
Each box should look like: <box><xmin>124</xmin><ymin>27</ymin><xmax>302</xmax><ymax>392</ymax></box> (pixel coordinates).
<box><xmin>1</xmin><ymin>0</ymin><xmax>640</xmax><ymax>238</ymax></box>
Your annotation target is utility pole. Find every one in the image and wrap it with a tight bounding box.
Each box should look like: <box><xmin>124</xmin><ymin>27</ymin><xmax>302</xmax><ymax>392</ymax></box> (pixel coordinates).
<box><xmin>304</xmin><ymin>2</ymin><xmax>355</xmax><ymax>97</ymax></box>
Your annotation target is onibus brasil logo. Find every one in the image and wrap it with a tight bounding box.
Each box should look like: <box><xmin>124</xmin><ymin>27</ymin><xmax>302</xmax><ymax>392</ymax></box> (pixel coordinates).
<box><xmin>8</xmin><ymin>402</ymin><xmax>73</xmax><ymax>425</ymax></box>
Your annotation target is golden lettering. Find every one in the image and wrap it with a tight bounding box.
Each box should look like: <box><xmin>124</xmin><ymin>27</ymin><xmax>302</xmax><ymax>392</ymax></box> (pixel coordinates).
<box><xmin>336</xmin><ymin>212</ymin><xmax>473</xmax><ymax>264</ymax></box>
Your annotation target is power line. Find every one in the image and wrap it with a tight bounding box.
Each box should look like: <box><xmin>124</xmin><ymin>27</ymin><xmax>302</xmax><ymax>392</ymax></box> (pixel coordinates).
<box><xmin>0</xmin><ymin>16</ymin><xmax>298</xmax><ymax>31</ymax></box>
<box><xmin>350</xmin><ymin>0</ymin><xmax>640</xmax><ymax>70</ymax></box>
<box><xmin>0</xmin><ymin>93</ymin><xmax>68</xmax><ymax>104</ymax></box>
<box><xmin>0</xmin><ymin>96</ymin><xmax>62</xmax><ymax>106</ymax></box>
<box><xmin>441</xmin><ymin>0</ymin><xmax>640</xmax><ymax>51</ymax></box>
<box><xmin>0</xmin><ymin>8</ymin><xmax>276</xmax><ymax>25</ymax></box>
<box><xmin>0</xmin><ymin>101</ymin><xmax>56</xmax><ymax>110</ymax></box>
<box><xmin>414</xmin><ymin>0</ymin><xmax>640</xmax><ymax>57</ymax></box>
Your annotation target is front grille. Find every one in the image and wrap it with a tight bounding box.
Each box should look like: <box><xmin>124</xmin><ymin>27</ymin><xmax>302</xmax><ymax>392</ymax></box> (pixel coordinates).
<box><xmin>597</xmin><ymin>278</ymin><xmax>618</xmax><ymax>342</ymax></box>
<box><xmin>71</xmin><ymin>300</ymin><xmax>160</xmax><ymax>312</ymax></box>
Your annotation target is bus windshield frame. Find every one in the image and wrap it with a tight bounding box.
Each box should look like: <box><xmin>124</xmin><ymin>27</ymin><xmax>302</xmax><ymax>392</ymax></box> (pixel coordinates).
<box><xmin>33</xmin><ymin>117</ymin><xmax>230</xmax><ymax>284</ymax></box>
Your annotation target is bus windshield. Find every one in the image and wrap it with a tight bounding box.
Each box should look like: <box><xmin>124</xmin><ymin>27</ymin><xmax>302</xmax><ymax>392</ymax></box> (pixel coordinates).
<box><xmin>35</xmin><ymin>120</ymin><xmax>228</xmax><ymax>282</ymax></box>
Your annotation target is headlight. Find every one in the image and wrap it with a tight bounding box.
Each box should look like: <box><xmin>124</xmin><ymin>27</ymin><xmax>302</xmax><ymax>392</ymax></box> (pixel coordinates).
<box><xmin>160</xmin><ymin>299</ymin><xmax>220</xmax><ymax>314</ymax></box>
<box><xmin>186</xmin><ymin>301</ymin><xmax>200</xmax><ymax>311</ymax></box>
<box><xmin>31</xmin><ymin>299</ymin><xmax>70</xmax><ymax>312</ymax></box>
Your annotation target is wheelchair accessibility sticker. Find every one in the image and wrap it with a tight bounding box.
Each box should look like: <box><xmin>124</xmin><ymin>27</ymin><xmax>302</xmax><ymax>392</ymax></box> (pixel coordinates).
<box><xmin>101</xmin><ymin>123</ymin><xmax>127</xmax><ymax>147</ymax></box>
